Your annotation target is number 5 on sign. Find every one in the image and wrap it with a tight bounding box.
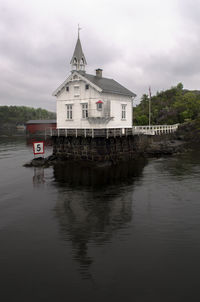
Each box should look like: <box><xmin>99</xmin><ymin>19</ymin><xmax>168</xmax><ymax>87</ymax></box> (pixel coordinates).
<box><xmin>33</xmin><ymin>141</ymin><xmax>45</xmax><ymax>155</ymax></box>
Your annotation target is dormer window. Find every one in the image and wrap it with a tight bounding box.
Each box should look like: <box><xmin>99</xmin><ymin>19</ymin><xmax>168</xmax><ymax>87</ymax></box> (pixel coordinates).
<box><xmin>96</xmin><ymin>100</ymin><xmax>103</xmax><ymax>111</ymax></box>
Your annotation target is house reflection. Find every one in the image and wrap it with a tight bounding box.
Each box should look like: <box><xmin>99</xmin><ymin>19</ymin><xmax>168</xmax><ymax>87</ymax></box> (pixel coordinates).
<box><xmin>33</xmin><ymin>167</ymin><xmax>45</xmax><ymax>186</ymax></box>
<box><xmin>53</xmin><ymin>159</ymin><xmax>147</xmax><ymax>279</ymax></box>
<box><xmin>53</xmin><ymin>158</ymin><xmax>147</xmax><ymax>188</ymax></box>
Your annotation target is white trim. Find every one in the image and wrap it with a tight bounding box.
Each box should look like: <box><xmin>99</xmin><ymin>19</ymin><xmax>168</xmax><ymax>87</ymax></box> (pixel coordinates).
<box><xmin>121</xmin><ymin>104</ymin><xmax>126</xmax><ymax>120</ymax></box>
<box><xmin>77</xmin><ymin>72</ymin><xmax>102</xmax><ymax>92</ymax></box>
<box><xmin>52</xmin><ymin>71</ymin><xmax>102</xmax><ymax>96</ymax></box>
<box><xmin>66</xmin><ymin>104</ymin><xmax>73</xmax><ymax>120</ymax></box>
<box><xmin>74</xmin><ymin>85</ymin><xmax>80</xmax><ymax>97</ymax></box>
<box><xmin>82</xmin><ymin>103</ymin><xmax>88</xmax><ymax>119</ymax></box>
<box><xmin>97</xmin><ymin>102</ymin><xmax>103</xmax><ymax>111</ymax></box>
<box><xmin>64</xmin><ymin>101</ymin><xmax>74</xmax><ymax>104</ymax></box>
<box><xmin>52</xmin><ymin>74</ymin><xmax>73</xmax><ymax>96</ymax></box>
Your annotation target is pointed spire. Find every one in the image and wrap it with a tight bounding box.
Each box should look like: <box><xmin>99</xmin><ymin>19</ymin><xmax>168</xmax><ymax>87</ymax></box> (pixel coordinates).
<box><xmin>70</xmin><ymin>26</ymin><xmax>87</xmax><ymax>72</ymax></box>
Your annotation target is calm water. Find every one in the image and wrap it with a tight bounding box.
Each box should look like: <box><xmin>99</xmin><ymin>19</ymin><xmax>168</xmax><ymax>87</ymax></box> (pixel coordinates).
<box><xmin>0</xmin><ymin>136</ymin><xmax>200</xmax><ymax>302</ymax></box>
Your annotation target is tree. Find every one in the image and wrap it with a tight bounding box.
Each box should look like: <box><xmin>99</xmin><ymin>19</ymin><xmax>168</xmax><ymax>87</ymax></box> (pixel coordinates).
<box><xmin>133</xmin><ymin>83</ymin><xmax>200</xmax><ymax>125</ymax></box>
<box><xmin>0</xmin><ymin>106</ymin><xmax>56</xmax><ymax>127</ymax></box>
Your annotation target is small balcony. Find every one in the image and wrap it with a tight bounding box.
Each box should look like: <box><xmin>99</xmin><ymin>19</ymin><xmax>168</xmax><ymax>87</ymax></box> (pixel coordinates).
<box><xmin>87</xmin><ymin>101</ymin><xmax>113</xmax><ymax>124</ymax></box>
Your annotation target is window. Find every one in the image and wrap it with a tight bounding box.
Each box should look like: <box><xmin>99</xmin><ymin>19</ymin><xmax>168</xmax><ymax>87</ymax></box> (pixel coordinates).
<box><xmin>121</xmin><ymin>104</ymin><xmax>126</xmax><ymax>120</ymax></box>
<box><xmin>85</xmin><ymin>84</ymin><xmax>89</xmax><ymax>90</ymax></box>
<box><xmin>66</xmin><ymin>86</ymin><xmax>69</xmax><ymax>92</ymax></box>
<box><xmin>97</xmin><ymin>102</ymin><xmax>102</xmax><ymax>111</ymax></box>
<box><xmin>74</xmin><ymin>85</ymin><xmax>80</xmax><ymax>97</ymax></box>
<box><xmin>66</xmin><ymin>104</ymin><xmax>73</xmax><ymax>120</ymax></box>
<box><xmin>82</xmin><ymin>103</ymin><xmax>88</xmax><ymax>119</ymax></box>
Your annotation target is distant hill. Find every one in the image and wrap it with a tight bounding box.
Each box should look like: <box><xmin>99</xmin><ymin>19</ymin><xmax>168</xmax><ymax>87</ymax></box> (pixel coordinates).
<box><xmin>0</xmin><ymin>106</ymin><xmax>56</xmax><ymax>128</ymax></box>
<box><xmin>133</xmin><ymin>83</ymin><xmax>200</xmax><ymax>125</ymax></box>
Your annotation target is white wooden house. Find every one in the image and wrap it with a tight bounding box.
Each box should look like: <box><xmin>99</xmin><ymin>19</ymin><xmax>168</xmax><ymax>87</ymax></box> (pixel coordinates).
<box><xmin>53</xmin><ymin>32</ymin><xmax>136</xmax><ymax>129</ymax></box>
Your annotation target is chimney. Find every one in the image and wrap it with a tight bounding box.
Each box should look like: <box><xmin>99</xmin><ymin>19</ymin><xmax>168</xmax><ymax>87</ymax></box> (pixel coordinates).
<box><xmin>95</xmin><ymin>68</ymin><xmax>103</xmax><ymax>78</ymax></box>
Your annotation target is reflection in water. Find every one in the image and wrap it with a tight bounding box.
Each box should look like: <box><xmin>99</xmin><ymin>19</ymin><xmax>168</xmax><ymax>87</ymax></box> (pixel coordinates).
<box><xmin>33</xmin><ymin>167</ymin><xmax>45</xmax><ymax>186</ymax></box>
<box><xmin>26</xmin><ymin>137</ymin><xmax>53</xmax><ymax>147</ymax></box>
<box><xmin>53</xmin><ymin>158</ymin><xmax>147</xmax><ymax>188</ymax></box>
<box><xmin>53</xmin><ymin>159</ymin><xmax>147</xmax><ymax>279</ymax></box>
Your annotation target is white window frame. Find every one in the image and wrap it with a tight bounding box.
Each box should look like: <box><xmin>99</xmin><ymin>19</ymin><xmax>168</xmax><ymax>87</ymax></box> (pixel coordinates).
<box><xmin>82</xmin><ymin>103</ymin><xmax>88</xmax><ymax>119</ymax></box>
<box><xmin>74</xmin><ymin>85</ymin><xmax>80</xmax><ymax>97</ymax></box>
<box><xmin>66</xmin><ymin>104</ymin><xmax>73</xmax><ymax>120</ymax></box>
<box><xmin>121</xmin><ymin>104</ymin><xmax>127</xmax><ymax>120</ymax></box>
<box><xmin>97</xmin><ymin>102</ymin><xmax>103</xmax><ymax>111</ymax></box>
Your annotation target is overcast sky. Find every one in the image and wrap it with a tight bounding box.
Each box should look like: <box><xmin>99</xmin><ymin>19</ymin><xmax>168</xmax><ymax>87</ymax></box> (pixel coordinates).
<box><xmin>1</xmin><ymin>0</ymin><xmax>200</xmax><ymax>111</ymax></box>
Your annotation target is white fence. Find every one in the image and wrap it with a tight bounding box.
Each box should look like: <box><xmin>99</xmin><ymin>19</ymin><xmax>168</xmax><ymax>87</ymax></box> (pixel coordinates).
<box><xmin>132</xmin><ymin>124</ymin><xmax>179</xmax><ymax>135</ymax></box>
<box><xmin>45</xmin><ymin>124</ymin><xmax>179</xmax><ymax>138</ymax></box>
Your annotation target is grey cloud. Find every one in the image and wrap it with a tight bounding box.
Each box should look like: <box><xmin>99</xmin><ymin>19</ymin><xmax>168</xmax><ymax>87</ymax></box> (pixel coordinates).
<box><xmin>177</xmin><ymin>0</ymin><xmax>200</xmax><ymax>26</ymax></box>
<box><xmin>0</xmin><ymin>9</ymin><xmax>125</xmax><ymax>111</ymax></box>
<box><xmin>1</xmin><ymin>0</ymin><xmax>200</xmax><ymax>111</ymax></box>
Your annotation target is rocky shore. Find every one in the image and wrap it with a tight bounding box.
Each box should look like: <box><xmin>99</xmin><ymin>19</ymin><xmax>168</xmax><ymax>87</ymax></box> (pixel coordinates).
<box><xmin>24</xmin><ymin>136</ymin><xmax>187</xmax><ymax>168</ymax></box>
<box><xmin>144</xmin><ymin>139</ymin><xmax>186</xmax><ymax>156</ymax></box>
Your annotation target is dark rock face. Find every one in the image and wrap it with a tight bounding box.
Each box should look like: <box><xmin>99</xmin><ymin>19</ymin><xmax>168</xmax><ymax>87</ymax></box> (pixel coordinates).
<box><xmin>145</xmin><ymin>140</ymin><xmax>185</xmax><ymax>156</ymax></box>
<box><xmin>24</xmin><ymin>134</ymin><xmax>187</xmax><ymax>168</ymax></box>
<box><xmin>23</xmin><ymin>155</ymin><xmax>57</xmax><ymax>168</ymax></box>
<box><xmin>52</xmin><ymin>134</ymin><xmax>186</xmax><ymax>162</ymax></box>
<box><xmin>52</xmin><ymin>135</ymin><xmax>150</xmax><ymax>163</ymax></box>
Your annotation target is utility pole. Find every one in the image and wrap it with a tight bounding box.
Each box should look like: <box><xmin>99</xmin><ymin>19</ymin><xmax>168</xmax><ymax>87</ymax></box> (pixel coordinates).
<box><xmin>149</xmin><ymin>86</ymin><xmax>151</xmax><ymax>126</ymax></box>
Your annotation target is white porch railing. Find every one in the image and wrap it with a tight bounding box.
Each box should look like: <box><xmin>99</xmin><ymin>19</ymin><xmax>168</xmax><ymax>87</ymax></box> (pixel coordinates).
<box><xmin>132</xmin><ymin>124</ymin><xmax>179</xmax><ymax>135</ymax></box>
<box><xmin>44</xmin><ymin>123</ymin><xmax>179</xmax><ymax>138</ymax></box>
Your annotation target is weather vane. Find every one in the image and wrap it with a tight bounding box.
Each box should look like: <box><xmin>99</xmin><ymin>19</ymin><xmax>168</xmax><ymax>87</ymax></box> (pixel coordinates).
<box><xmin>78</xmin><ymin>24</ymin><xmax>82</xmax><ymax>37</ymax></box>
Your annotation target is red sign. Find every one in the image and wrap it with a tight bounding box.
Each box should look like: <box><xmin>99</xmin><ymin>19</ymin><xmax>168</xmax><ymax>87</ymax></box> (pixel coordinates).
<box><xmin>33</xmin><ymin>141</ymin><xmax>45</xmax><ymax>155</ymax></box>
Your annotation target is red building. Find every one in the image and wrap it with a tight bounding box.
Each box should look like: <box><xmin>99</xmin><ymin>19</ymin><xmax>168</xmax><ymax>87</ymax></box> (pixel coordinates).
<box><xmin>26</xmin><ymin>120</ymin><xmax>57</xmax><ymax>134</ymax></box>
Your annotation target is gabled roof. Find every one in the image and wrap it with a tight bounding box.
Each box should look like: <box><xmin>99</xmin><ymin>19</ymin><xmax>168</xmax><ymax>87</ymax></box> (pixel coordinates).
<box><xmin>52</xmin><ymin>71</ymin><xmax>136</xmax><ymax>98</ymax></box>
<box><xmin>84</xmin><ymin>73</ymin><xmax>136</xmax><ymax>97</ymax></box>
<box><xmin>52</xmin><ymin>72</ymin><xmax>102</xmax><ymax>96</ymax></box>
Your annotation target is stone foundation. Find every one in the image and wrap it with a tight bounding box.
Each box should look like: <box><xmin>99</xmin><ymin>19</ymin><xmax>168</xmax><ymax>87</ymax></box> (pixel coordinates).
<box><xmin>52</xmin><ymin>135</ymin><xmax>151</xmax><ymax>162</ymax></box>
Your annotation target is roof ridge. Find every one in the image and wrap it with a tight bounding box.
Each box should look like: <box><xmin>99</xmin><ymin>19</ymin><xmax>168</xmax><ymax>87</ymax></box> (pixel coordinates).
<box><xmin>84</xmin><ymin>73</ymin><xmax>136</xmax><ymax>97</ymax></box>
<box><xmin>85</xmin><ymin>72</ymin><xmax>113</xmax><ymax>81</ymax></box>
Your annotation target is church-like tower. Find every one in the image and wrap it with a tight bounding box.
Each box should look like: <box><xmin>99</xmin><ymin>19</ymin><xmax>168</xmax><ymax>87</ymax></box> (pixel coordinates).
<box><xmin>70</xmin><ymin>29</ymin><xmax>87</xmax><ymax>72</ymax></box>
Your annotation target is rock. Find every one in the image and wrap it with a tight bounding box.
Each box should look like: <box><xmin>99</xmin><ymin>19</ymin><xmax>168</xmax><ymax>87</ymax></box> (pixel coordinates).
<box><xmin>32</xmin><ymin>157</ymin><xmax>46</xmax><ymax>167</ymax></box>
<box><xmin>24</xmin><ymin>157</ymin><xmax>49</xmax><ymax>167</ymax></box>
<box><xmin>145</xmin><ymin>139</ymin><xmax>186</xmax><ymax>156</ymax></box>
